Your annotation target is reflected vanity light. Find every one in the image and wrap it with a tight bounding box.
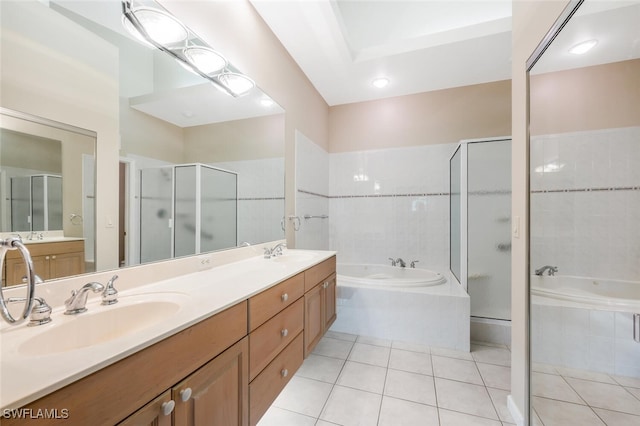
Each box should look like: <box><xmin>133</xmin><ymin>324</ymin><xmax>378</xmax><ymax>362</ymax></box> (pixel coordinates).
<box><xmin>121</xmin><ymin>0</ymin><xmax>254</xmax><ymax>97</ymax></box>
<box><xmin>569</xmin><ymin>39</ymin><xmax>598</xmax><ymax>55</ymax></box>
<box><xmin>534</xmin><ymin>162</ymin><xmax>565</xmax><ymax>173</ymax></box>
<box><xmin>260</xmin><ymin>98</ymin><xmax>275</xmax><ymax>107</ymax></box>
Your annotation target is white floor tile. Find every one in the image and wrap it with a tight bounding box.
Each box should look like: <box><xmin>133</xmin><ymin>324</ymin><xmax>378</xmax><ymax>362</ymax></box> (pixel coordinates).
<box><xmin>295</xmin><ymin>354</ymin><xmax>345</xmax><ymax>384</ymax></box>
<box><xmin>378</xmin><ymin>396</ymin><xmax>439</xmax><ymax>426</ymax></box>
<box><xmin>256</xmin><ymin>406</ymin><xmax>317</xmax><ymax>426</ymax></box>
<box><xmin>348</xmin><ymin>342</ymin><xmax>391</xmax><ymax>367</ymax></box>
<box><xmin>319</xmin><ymin>385</ymin><xmax>382</xmax><ymax>426</ymax></box>
<box><xmin>389</xmin><ymin>348</ymin><xmax>433</xmax><ymax>376</ymax></box>
<box><xmin>431</xmin><ymin>346</ymin><xmax>474</xmax><ymax>360</ymax></box>
<box><xmin>272</xmin><ymin>376</ymin><xmax>333</xmax><ymax>418</ymax></box>
<box><xmin>315</xmin><ymin>421</ymin><xmax>340</xmax><ymax>426</ymax></box>
<box><xmin>434</xmin><ymin>377</ymin><xmax>499</xmax><ymax>420</ymax></box>
<box><xmin>532</xmin><ymin>362</ymin><xmax>559</xmax><ymax>375</ymax></box>
<box><xmin>312</xmin><ymin>337</ymin><xmax>354</xmax><ymax>359</ymax></box>
<box><xmin>486</xmin><ymin>387</ymin><xmax>515</xmax><ymax>424</ymax></box>
<box><xmin>324</xmin><ymin>330</ymin><xmax>358</xmax><ymax>342</ymax></box>
<box><xmin>384</xmin><ymin>368</ymin><xmax>437</xmax><ymax>406</ymax></box>
<box><xmin>613</xmin><ymin>375</ymin><xmax>640</xmax><ymax>389</ymax></box>
<box><xmin>565</xmin><ymin>377</ymin><xmax>640</xmax><ymax>415</ymax></box>
<box><xmin>337</xmin><ymin>361</ymin><xmax>387</xmax><ymax>394</ymax></box>
<box><xmin>531</xmin><ymin>372</ymin><xmax>585</xmax><ymax>404</ymax></box>
<box><xmin>432</xmin><ymin>355</ymin><xmax>484</xmax><ymax>385</ymax></box>
<box><xmin>392</xmin><ymin>340</ymin><xmax>431</xmax><ymax>354</ymax></box>
<box><xmin>627</xmin><ymin>386</ymin><xmax>640</xmax><ymax>399</ymax></box>
<box><xmin>477</xmin><ymin>362</ymin><xmax>511</xmax><ymax>391</ymax></box>
<box><xmin>438</xmin><ymin>409</ymin><xmax>502</xmax><ymax>426</ymax></box>
<box><xmin>532</xmin><ymin>397</ymin><xmax>605</xmax><ymax>426</ymax></box>
<box><xmin>356</xmin><ymin>335</ymin><xmax>392</xmax><ymax>347</ymax></box>
<box><xmin>471</xmin><ymin>344</ymin><xmax>511</xmax><ymax>367</ymax></box>
<box><xmin>592</xmin><ymin>407</ymin><xmax>640</xmax><ymax>426</ymax></box>
<box><xmin>555</xmin><ymin>366</ymin><xmax>617</xmax><ymax>384</ymax></box>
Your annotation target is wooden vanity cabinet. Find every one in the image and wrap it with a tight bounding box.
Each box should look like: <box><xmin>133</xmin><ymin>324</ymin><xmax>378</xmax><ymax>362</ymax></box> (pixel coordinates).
<box><xmin>3</xmin><ymin>240</ymin><xmax>85</xmax><ymax>286</ymax></box>
<box><xmin>303</xmin><ymin>256</ymin><xmax>337</xmax><ymax>356</ymax></box>
<box><xmin>118</xmin><ymin>391</ymin><xmax>173</xmax><ymax>426</ymax></box>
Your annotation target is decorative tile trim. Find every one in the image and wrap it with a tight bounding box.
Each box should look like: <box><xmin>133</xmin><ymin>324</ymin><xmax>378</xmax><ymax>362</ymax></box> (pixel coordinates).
<box><xmin>468</xmin><ymin>189</ymin><xmax>512</xmax><ymax>196</ymax></box>
<box><xmin>298</xmin><ymin>188</ymin><xmax>449</xmax><ymax>199</ymax></box>
<box><xmin>238</xmin><ymin>197</ymin><xmax>285</xmax><ymax>201</ymax></box>
<box><xmin>531</xmin><ymin>186</ymin><xmax>640</xmax><ymax>194</ymax></box>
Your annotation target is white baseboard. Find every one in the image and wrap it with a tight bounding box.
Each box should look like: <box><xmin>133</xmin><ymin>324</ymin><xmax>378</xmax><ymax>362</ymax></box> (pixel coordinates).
<box><xmin>507</xmin><ymin>394</ymin><xmax>525</xmax><ymax>426</ymax></box>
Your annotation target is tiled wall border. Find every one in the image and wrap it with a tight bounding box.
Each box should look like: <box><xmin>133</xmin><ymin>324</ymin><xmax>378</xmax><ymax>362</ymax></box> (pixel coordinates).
<box><xmin>531</xmin><ymin>186</ymin><xmax>640</xmax><ymax>194</ymax></box>
<box><xmin>298</xmin><ymin>188</ymin><xmax>448</xmax><ymax>199</ymax></box>
<box><xmin>238</xmin><ymin>197</ymin><xmax>285</xmax><ymax>201</ymax></box>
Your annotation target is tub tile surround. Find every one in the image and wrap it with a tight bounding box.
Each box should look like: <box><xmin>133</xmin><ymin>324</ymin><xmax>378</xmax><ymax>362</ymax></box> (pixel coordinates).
<box><xmin>258</xmin><ymin>334</ymin><xmax>515</xmax><ymax>426</ymax></box>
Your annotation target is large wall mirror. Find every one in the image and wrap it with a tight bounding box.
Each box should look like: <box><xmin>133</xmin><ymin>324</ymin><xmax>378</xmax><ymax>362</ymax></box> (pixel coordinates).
<box><xmin>1</xmin><ymin>0</ymin><xmax>285</xmax><ymax>286</ymax></box>
<box><xmin>528</xmin><ymin>1</ymin><xmax>640</xmax><ymax>424</ymax></box>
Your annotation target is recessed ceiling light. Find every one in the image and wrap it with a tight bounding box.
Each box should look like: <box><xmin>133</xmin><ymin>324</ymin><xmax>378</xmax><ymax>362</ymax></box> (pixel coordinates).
<box><xmin>569</xmin><ymin>39</ymin><xmax>598</xmax><ymax>55</ymax></box>
<box><xmin>372</xmin><ymin>78</ymin><xmax>390</xmax><ymax>88</ymax></box>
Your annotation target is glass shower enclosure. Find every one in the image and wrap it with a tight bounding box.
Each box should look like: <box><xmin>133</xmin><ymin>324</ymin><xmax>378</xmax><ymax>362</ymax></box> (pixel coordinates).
<box><xmin>450</xmin><ymin>138</ymin><xmax>512</xmax><ymax>322</ymax></box>
<box><xmin>139</xmin><ymin>163</ymin><xmax>237</xmax><ymax>263</ymax></box>
<box><xmin>10</xmin><ymin>174</ymin><xmax>62</xmax><ymax>232</ymax></box>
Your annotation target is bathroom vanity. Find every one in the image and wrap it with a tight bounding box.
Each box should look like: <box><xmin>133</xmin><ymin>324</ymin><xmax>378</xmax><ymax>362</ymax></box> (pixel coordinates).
<box><xmin>2</xmin><ymin>239</ymin><xmax>85</xmax><ymax>286</ymax></box>
<box><xmin>0</xmin><ymin>250</ymin><xmax>336</xmax><ymax>426</ymax></box>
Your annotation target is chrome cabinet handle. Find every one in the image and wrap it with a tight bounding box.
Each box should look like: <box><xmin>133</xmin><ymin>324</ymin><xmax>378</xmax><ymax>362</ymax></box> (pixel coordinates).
<box><xmin>323</xmin><ymin>281</ymin><xmax>329</xmax><ymax>289</ymax></box>
<box><xmin>281</xmin><ymin>328</ymin><xmax>288</xmax><ymax>337</ymax></box>
<box><xmin>281</xmin><ymin>293</ymin><xmax>288</xmax><ymax>302</ymax></box>
<box><xmin>161</xmin><ymin>400</ymin><xmax>175</xmax><ymax>416</ymax></box>
<box><xmin>281</xmin><ymin>369</ymin><xmax>288</xmax><ymax>378</ymax></box>
<box><xmin>180</xmin><ymin>387</ymin><xmax>192</xmax><ymax>402</ymax></box>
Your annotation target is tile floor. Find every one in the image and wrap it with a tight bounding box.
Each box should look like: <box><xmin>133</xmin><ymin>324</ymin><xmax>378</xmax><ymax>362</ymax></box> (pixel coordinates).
<box><xmin>258</xmin><ymin>332</ymin><xmax>515</xmax><ymax>426</ymax></box>
<box><xmin>531</xmin><ymin>363</ymin><xmax>640</xmax><ymax>426</ymax></box>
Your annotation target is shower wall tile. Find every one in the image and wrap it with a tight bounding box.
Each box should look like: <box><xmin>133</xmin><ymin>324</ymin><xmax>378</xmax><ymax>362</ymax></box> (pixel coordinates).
<box><xmin>530</xmin><ymin>126</ymin><xmax>640</xmax><ymax>282</ymax></box>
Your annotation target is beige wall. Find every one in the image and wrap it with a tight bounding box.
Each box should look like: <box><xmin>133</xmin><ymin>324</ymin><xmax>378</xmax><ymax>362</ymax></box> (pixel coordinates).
<box><xmin>329</xmin><ymin>80</ymin><xmax>511</xmax><ymax>152</ymax></box>
<box><xmin>183</xmin><ymin>114</ymin><xmax>285</xmax><ymax>163</ymax></box>
<box><xmin>511</xmin><ymin>0</ymin><xmax>571</xmax><ymax>422</ymax></box>
<box><xmin>531</xmin><ymin>59</ymin><xmax>640</xmax><ymax>135</ymax></box>
<box><xmin>160</xmin><ymin>0</ymin><xmax>330</xmax><ymax>248</ymax></box>
<box><xmin>0</xmin><ymin>1</ymin><xmax>120</xmax><ymax>270</ymax></box>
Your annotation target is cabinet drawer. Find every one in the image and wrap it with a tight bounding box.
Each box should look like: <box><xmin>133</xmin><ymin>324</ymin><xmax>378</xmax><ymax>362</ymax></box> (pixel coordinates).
<box><xmin>249</xmin><ymin>333</ymin><xmax>303</xmax><ymax>426</ymax></box>
<box><xmin>248</xmin><ymin>272</ymin><xmax>304</xmax><ymax>331</ymax></box>
<box><xmin>304</xmin><ymin>256</ymin><xmax>336</xmax><ymax>292</ymax></box>
<box><xmin>249</xmin><ymin>298</ymin><xmax>303</xmax><ymax>381</ymax></box>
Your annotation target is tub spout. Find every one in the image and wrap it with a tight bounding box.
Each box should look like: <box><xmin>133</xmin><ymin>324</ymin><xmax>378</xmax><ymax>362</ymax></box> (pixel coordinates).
<box><xmin>535</xmin><ymin>265</ymin><xmax>558</xmax><ymax>276</ymax></box>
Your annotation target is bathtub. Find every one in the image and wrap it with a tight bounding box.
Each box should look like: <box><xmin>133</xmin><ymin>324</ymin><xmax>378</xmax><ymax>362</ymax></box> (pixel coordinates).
<box><xmin>531</xmin><ymin>275</ymin><xmax>640</xmax><ymax>377</ymax></box>
<box><xmin>338</xmin><ymin>264</ymin><xmax>447</xmax><ymax>287</ymax></box>
<box><xmin>330</xmin><ymin>263</ymin><xmax>470</xmax><ymax>351</ymax></box>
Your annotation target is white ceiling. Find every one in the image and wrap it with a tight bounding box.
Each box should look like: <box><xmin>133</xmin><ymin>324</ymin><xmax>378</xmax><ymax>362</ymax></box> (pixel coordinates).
<box><xmin>250</xmin><ymin>0</ymin><xmax>640</xmax><ymax>106</ymax></box>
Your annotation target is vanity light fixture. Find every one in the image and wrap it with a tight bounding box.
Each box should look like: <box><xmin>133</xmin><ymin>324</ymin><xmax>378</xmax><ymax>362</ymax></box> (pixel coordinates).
<box><xmin>216</xmin><ymin>72</ymin><xmax>255</xmax><ymax>97</ymax></box>
<box><xmin>372</xmin><ymin>77</ymin><xmax>390</xmax><ymax>88</ymax></box>
<box><xmin>121</xmin><ymin>6</ymin><xmax>188</xmax><ymax>46</ymax></box>
<box><xmin>569</xmin><ymin>39</ymin><xmax>598</xmax><ymax>55</ymax></box>
<box><xmin>122</xmin><ymin>0</ymin><xmax>254</xmax><ymax>98</ymax></box>
<box><xmin>183</xmin><ymin>46</ymin><xmax>227</xmax><ymax>75</ymax></box>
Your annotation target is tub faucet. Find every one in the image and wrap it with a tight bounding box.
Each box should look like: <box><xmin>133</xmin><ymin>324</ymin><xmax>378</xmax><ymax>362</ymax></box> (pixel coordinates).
<box><xmin>395</xmin><ymin>258</ymin><xmax>406</xmax><ymax>268</ymax></box>
<box><xmin>535</xmin><ymin>265</ymin><xmax>558</xmax><ymax>276</ymax></box>
<box><xmin>388</xmin><ymin>258</ymin><xmax>397</xmax><ymax>266</ymax></box>
<box><xmin>410</xmin><ymin>260</ymin><xmax>420</xmax><ymax>268</ymax></box>
<box><xmin>64</xmin><ymin>282</ymin><xmax>104</xmax><ymax>315</ymax></box>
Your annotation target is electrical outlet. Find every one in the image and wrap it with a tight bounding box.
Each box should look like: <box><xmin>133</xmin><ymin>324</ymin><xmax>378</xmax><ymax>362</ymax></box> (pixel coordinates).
<box><xmin>197</xmin><ymin>255</ymin><xmax>213</xmax><ymax>271</ymax></box>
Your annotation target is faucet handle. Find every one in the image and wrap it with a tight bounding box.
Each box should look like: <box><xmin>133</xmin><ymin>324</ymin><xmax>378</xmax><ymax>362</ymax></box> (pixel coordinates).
<box><xmin>388</xmin><ymin>258</ymin><xmax>396</xmax><ymax>267</ymax></box>
<box><xmin>410</xmin><ymin>260</ymin><xmax>420</xmax><ymax>268</ymax></box>
<box><xmin>102</xmin><ymin>275</ymin><xmax>119</xmax><ymax>305</ymax></box>
<box><xmin>7</xmin><ymin>297</ymin><xmax>52</xmax><ymax>326</ymax></box>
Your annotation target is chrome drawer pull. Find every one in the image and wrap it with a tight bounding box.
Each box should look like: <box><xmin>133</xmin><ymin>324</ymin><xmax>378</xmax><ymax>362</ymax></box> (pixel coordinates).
<box><xmin>281</xmin><ymin>293</ymin><xmax>288</xmax><ymax>302</ymax></box>
<box><xmin>281</xmin><ymin>369</ymin><xmax>288</xmax><ymax>378</ymax></box>
<box><xmin>161</xmin><ymin>400</ymin><xmax>175</xmax><ymax>416</ymax></box>
<box><xmin>281</xmin><ymin>328</ymin><xmax>288</xmax><ymax>337</ymax></box>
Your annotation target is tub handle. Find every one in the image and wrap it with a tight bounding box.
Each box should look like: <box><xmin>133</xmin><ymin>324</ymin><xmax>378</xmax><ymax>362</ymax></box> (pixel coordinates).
<box><xmin>410</xmin><ymin>260</ymin><xmax>420</xmax><ymax>268</ymax></box>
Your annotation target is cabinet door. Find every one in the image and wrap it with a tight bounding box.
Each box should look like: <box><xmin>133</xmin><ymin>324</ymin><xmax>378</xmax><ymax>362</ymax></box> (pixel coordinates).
<box><xmin>173</xmin><ymin>337</ymin><xmax>248</xmax><ymax>426</ymax></box>
<box><xmin>49</xmin><ymin>251</ymin><xmax>85</xmax><ymax>279</ymax></box>
<box><xmin>304</xmin><ymin>283</ymin><xmax>324</xmax><ymax>357</ymax></box>
<box><xmin>323</xmin><ymin>274</ymin><xmax>337</xmax><ymax>331</ymax></box>
<box><xmin>118</xmin><ymin>391</ymin><xmax>173</xmax><ymax>426</ymax></box>
<box><xmin>4</xmin><ymin>254</ymin><xmax>49</xmax><ymax>286</ymax></box>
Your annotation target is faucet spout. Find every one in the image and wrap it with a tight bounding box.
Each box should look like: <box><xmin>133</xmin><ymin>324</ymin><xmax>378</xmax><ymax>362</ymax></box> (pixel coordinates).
<box><xmin>65</xmin><ymin>282</ymin><xmax>104</xmax><ymax>315</ymax></box>
<box><xmin>395</xmin><ymin>258</ymin><xmax>406</xmax><ymax>268</ymax></box>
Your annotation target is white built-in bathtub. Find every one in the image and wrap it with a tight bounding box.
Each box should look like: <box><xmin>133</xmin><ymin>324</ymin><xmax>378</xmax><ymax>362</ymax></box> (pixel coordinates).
<box><xmin>531</xmin><ymin>275</ymin><xmax>640</xmax><ymax>377</ymax></box>
<box><xmin>330</xmin><ymin>263</ymin><xmax>470</xmax><ymax>351</ymax></box>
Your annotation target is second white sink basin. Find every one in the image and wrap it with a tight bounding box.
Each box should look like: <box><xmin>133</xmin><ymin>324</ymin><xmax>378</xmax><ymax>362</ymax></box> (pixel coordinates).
<box><xmin>18</xmin><ymin>298</ymin><xmax>182</xmax><ymax>356</ymax></box>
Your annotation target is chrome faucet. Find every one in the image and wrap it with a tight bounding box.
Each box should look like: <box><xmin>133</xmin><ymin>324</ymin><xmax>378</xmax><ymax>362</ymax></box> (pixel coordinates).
<box><xmin>101</xmin><ymin>275</ymin><xmax>119</xmax><ymax>305</ymax></box>
<box><xmin>7</xmin><ymin>296</ymin><xmax>52</xmax><ymax>326</ymax></box>
<box><xmin>64</xmin><ymin>282</ymin><xmax>104</xmax><ymax>315</ymax></box>
<box><xmin>395</xmin><ymin>258</ymin><xmax>406</xmax><ymax>268</ymax></box>
<box><xmin>264</xmin><ymin>242</ymin><xmax>287</xmax><ymax>259</ymax></box>
<box><xmin>27</xmin><ymin>231</ymin><xmax>43</xmax><ymax>241</ymax></box>
<box><xmin>535</xmin><ymin>265</ymin><xmax>558</xmax><ymax>276</ymax></box>
<box><xmin>388</xmin><ymin>258</ymin><xmax>397</xmax><ymax>266</ymax></box>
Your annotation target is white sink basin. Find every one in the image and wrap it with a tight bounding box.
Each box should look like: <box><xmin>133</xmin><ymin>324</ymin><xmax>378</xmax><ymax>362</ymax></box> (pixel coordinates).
<box><xmin>18</xmin><ymin>298</ymin><xmax>182</xmax><ymax>356</ymax></box>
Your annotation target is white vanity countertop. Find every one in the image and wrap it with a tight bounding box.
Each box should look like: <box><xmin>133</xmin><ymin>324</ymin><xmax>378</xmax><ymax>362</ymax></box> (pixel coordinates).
<box><xmin>0</xmin><ymin>249</ymin><xmax>336</xmax><ymax>410</ymax></box>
